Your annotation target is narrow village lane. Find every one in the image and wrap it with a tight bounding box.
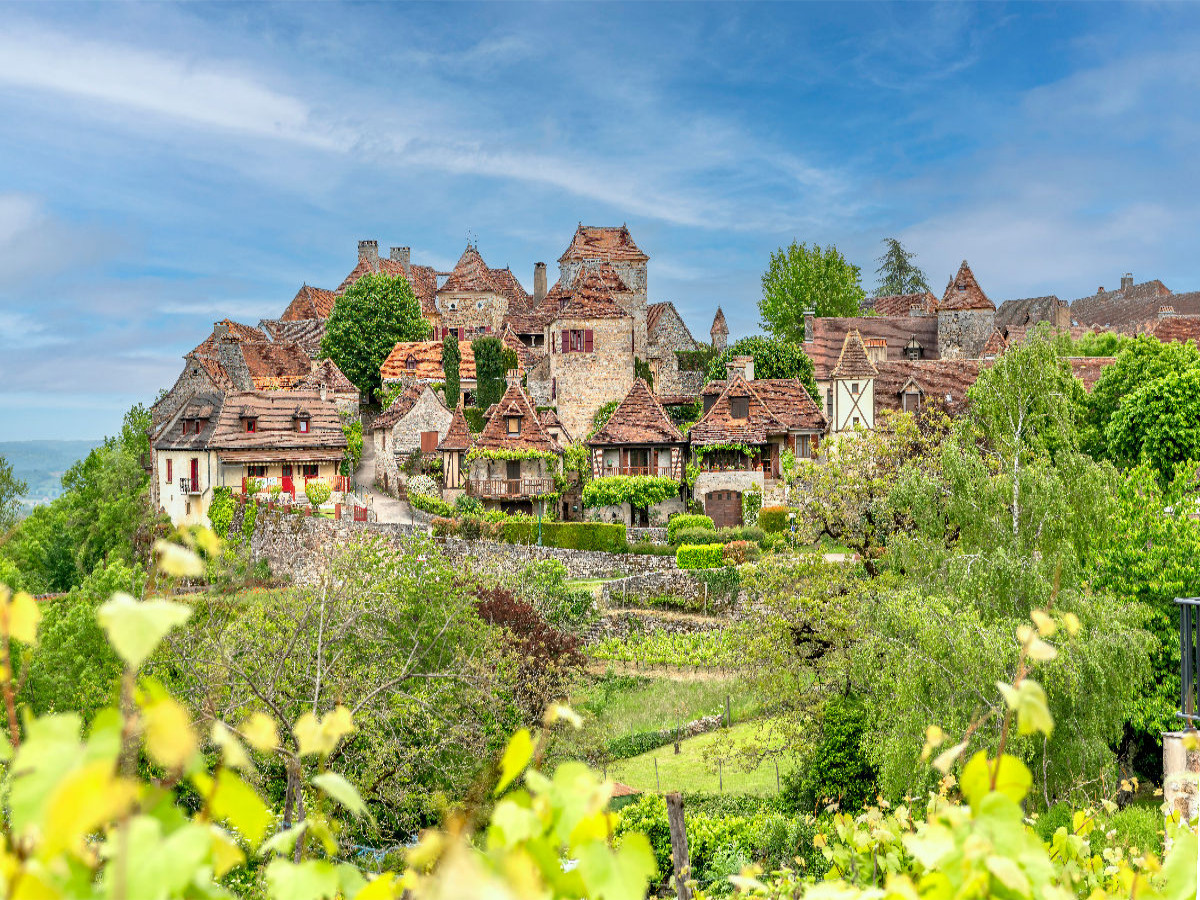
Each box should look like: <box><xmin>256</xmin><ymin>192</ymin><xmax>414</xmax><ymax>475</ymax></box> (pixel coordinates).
<box><xmin>353</xmin><ymin>432</ymin><xmax>426</xmax><ymax>526</ymax></box>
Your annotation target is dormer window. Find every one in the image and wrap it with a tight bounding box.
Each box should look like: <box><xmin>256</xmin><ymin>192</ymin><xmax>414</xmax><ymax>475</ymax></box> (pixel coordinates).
<box><xmin>905</xmin><ymin>336</ymin><xmax>923</xmax><ymax>360</ymax></box>
<box><xmin>243</xmin><ymin>418</ymin><xmax>257</xmax><ymax>433</ymax></box>
<box><xmin>702</xmin><ymin>394</ymin><xmax>716</xmax><ymax>415</ymax></box>
<box><xmin>507</xmin><ymin>416</ymin><xmax>521</xmax><ymax>435</ymax></box>
<box><xmin>295</xmin><ymin>414</ymin><xmax>311</xmax><ymax>433</ymax></box>
<box><xmin>476</xmin><ymin>300</ymin><xmax>485</xmax><ymax>310</ymax></box>
<box><xmin>447</xmin><ymin>301</ymin><xmax>458</xmax><ymax>311</ymax></box>
<box><xmin>406</xmin><ymin>356</ymin><xmax>417</xmax><ymax>372</ymax></box>
<box><xmin>730</xmin><ymin>397</ymin><xmax>749</xmax><ymax>419</ymax></box>
<box><xmin>956</xmin><ymin>282</ymin><xmax>965</xmax><ymax>291</ymax></box>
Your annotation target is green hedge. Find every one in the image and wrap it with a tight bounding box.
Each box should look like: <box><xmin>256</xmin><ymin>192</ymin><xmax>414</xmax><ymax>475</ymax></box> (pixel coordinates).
<box><xmin>758</xmin><ymin>505</ymin><xmax>791</xmax><ymax>534</ymax></box>
<box><xmin>674</xmin><ymin>527</ymin><xmax>726</xmax><ymax>546</ymax></box>
<box><xmin>582</xmin><ymin>475</ymin><xmax>679</xmax><ymax>509</ymax></box>
<box><xmin>409</xmin><ymin>492</ymin><xmax>455</xmax><ymax>517</ymax></box>
<box><xmin>667</xmin><ymin>514</ymin><xmax>714</xmax><ymax>544</ymax></box>
<box><xmin>677</xmin><ymin>544</ymin><xmax>727</xmax><ymax>569</ymax></box>
<box><xmin>500</xmin><ymin>521</ymin><xmax>627</xmax><ymax>553</ymax></box>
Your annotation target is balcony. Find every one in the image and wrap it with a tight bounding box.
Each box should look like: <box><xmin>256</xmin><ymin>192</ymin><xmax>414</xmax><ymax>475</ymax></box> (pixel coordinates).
<box><xmin>597</xmin><ymin>465</ymin><xmax>676</xmax><ymax>479</ymax></box>
<box><xmin>468</xmin><ymin>477</ymin><xmax>556</xmax><ymax>499</ymax></box>
<box><xmin>179</xmin><ymin>477</ymin><xmax>202</xmax><ymax>495</ymax></box>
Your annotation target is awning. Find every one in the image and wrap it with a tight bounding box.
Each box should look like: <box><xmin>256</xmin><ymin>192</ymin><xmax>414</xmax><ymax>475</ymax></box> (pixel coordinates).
<box><xmin>216</xmin><ymin>449</ymin><xmax>344</xmax><ymax>463</ymax></box>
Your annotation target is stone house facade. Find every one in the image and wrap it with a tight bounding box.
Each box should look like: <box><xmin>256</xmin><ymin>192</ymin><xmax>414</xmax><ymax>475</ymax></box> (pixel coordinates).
<box><xmin>370</xmin><ymin>384</ymin><xmax>453</xmax><ymax>494</ymax></box>
<box><xmin>937</xmin><ymin>261</ymin><xmax>997</xmax><ymax>359</ymax></box>
<box><xmin>150</xmin><ymin>393</ymin><xmax>225</xmax><ymax>526</ymax></box>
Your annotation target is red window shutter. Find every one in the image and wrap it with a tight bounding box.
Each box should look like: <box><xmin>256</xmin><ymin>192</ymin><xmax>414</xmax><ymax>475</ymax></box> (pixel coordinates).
<box><xmin>485</xmin><ymin>325</ymin><xmax>492</xmax><ymax>333</ymax></box>
<box><xmin>421</xmin><ymin>430</ymin><xmax>438</xmax><ymax>453</ymax></box>
<box><xmin>190</xmin><ymin>458</ymin><xmax>199</xmax><ymax>486</ymax></box>
<box><xmin>561</xmin><ymin>329</ymin><xmax>569</xmax><ymax>353</ymax></box>
<box><xmin>166</xmin><ymin>459</ymin><xmax>172</xmax><ymax>482</ymax></box>
<box><xmin>585</xmin><ymin>329</ymin><xmax>594</xmax><ymax>352</ymax></box>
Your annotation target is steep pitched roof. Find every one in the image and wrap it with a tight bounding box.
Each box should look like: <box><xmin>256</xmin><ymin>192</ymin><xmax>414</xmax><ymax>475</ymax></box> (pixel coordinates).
<box><xmin>336</xmin><ymin>257</ymin><xmax>439</xmax><ymax>316</ymax></box>
<box><xmin>994</xmin><ymin>295</ymin><xmax>1066</xmax><ymax>328</ymax></box>
<box><xmin>980</xmin><ymin>328</ymin><xmax>1009</xmax><ymax>357</ymax></box>
<box><xmin>239</xmin><ymin>342</ymin><xmax>315</xmax><ymax>390</ymax></box>
<box><xmin>862</xmin><ymin>291</ymin><xmax>938</xmax><ymax>317</ymax></box>
<box><xmin>830</xmin><ymin>329</ymin><xmax>878</xmax><ymax>379</ymax></box>
<box><xmin>502</xmin><ymin>326</ymin><xmax>544</xmax><ymax>371</ymax></box>
<box><xmin>441</xmin><ymin>245</ymin><xmax>502</xmax><ymax>294</ymax></box>
<box><xmin>555</xmin><ymin>264</ymin><xmax>632</xmax><ymax>320</ymax></box>
<box><xmin>189</xmin><ymin>320</ymin><xmax>268</xmax><ymax>359</ymax></box>
<box><xmin>807</xmin><ymin>316</ymin><xmax>939</xmax><ymax>379</ymax></box>
<box><xmin>1148</xmin><ymin>313</ymin><xmax>1200</xmax><ymax>348</ymax></box>
<box><xmin>380</xmin><ymin>340</ymin><xmax>479</xmax><ymax>383</ymax></box>
<box><xmin>373</xmin><ymin>383</ymin><xmax>445</xmax><ymax>431</ymax></box>
<box><xmin>538</xmin><ymin>408</ymin><xmax>573</xmax><ymax>444</ymax></box>
<box><xmin>153</xmin><ymin>392</ymin><xmax>226</xmax><ymax>451</ymax></box>
<box><xmin>874</xmin><ymin>360</ymin><xmax>981</xmax><ymax>413</ymax></box>
<box><xmin>474</xmin><ymin>382</ymin><xmax>561</xmax><ymax>454</ymax></box>
<box><xmin>281</xmin><ymin>284</ymin><xmax>337</xmax><ymax>321</ymax></box>
<box><xmin>559</xmin><ymin>224</ymin><xmax>648</xmax><ymax>263</ymax></box>
<box><xmin>589</xmin><ymin>378</ymin><xmax>684</xmax><ymax>445</ymax></box>
<box><xmin>940</xmin><ymin>261</ymin><xmax>995</xmax><ymax>311</ymax></box>
<box><xmin>293</xmin><ymin>357</ymin><xmax>357</xmax><ymax>395</ymax></box>
<box><xmin>209</xmin><ymin>391</ymin><xmax>347</xmax><ymax>455</ymax></box>
<box><xmin>689</xmin><ymin>372</ymin><xmax>789</xmax><ymax>446</ymax></box>
<box><xmin>437</xmin><ymin>404</ymin><xmax>473</xmax><ymax>451</ymax></box>
<box><xmin>647</xmin><ymin>302</ymin><xmax>668</xmax><ymax>334</ymax></box>
<box><xmin>258</xmin><ymin>318</ymin><xmax>327</xmax><ymax>357</ymax></box>
<box><xmin>710</xmin><ymin>307</ymin><xmax>729</xmax><ymax>335</ymax></box>
<box><xmin>489</xmin><ymin>266</ymin><xmax>532</xmax><ymax>309</ymax></box>
<box><xmin>748</xmin><ymin>379</ymin><xmax>826</xmax><ymax>431</ymax></box>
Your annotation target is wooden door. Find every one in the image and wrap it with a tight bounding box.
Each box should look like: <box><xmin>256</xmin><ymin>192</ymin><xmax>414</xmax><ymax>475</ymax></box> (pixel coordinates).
<box><xmin>281</xmin><ymin>464</ymin><xmax>294</xmax><ymax>496</ymax></box>
<box><xmin>506</xmin><ymin>460</ymin><xmax>521</xmax><ymax>494</ymax></box>
<box><xmin>705</xmin><ymin>490</ymin><xmax>743</xmax><ymax>528</ymax></box>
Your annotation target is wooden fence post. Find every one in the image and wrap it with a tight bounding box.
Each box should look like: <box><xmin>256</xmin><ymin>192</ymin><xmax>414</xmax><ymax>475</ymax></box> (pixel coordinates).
<box><xmin>665</xmin><ymin>792</ymin><xmax>692</xmax><ymax>900</ymax></box>
<box><xmin>718</xmin><ymin>759</ymin><xmax>723</xmax><ymax>793</ymax></box>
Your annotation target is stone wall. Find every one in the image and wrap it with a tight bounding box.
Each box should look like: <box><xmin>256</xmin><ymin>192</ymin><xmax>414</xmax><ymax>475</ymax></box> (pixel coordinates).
<box><xmin>250</xmin><ymin>513</ymin><xmax>677</xmax><ymax>586</ymax></box>
<box><xmin>587</xmin><ymin>498</ymin><xmax>682</xmax><ymax>527</ymax></box>
<box><xmin>1162</xmin><ymin>731</ymin><xmax>1200</xmax><ymax>825</ymax></box>
<box><xmin>627</xmin><ymin>526</ymin><xmax>668</xmax><ymax>544</ymax></box>
<box><xmin>583</xmin><ymin>608</ymin><xmax>723</xmax><ymax>644</ymax></box>
<box><xmin>392</xmin><ymin>391</ymin><xmax>453</xmax><ymax>454</ymax></box>
<box><xmin>437</xmin><ymin>290</ymin><xmax>508</xmax><ymax>334</ymax></box>
<box><xmin>692</xmin><ymin>470</ymin><xmax>764</xmax><ymax>505</ymax></box>
<box><xmin>549</xmin><ymin>315</ymin><xmax>635</xmax><ymax>440</ymax></box>
<box><xmin>938</xmin><ymin>309</ymin><xmax>996</xmax><ymax>359</ymax></box>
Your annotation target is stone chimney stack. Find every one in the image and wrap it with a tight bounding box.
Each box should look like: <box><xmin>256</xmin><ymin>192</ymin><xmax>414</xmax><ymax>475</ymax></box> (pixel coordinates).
<box><xmin>1159</xmin><ymin>305</ymin><xmax>1176</xmax><ymax>319</ymax></box>
<box><xmin>213</xmin><ymin>321</ymin><xmax>229</xmax><ymax>340</ymax></box>
<box><xmin>725</xmin><ymin>355</ymin><xmax>755</xmax><ymax>382</ymax></box>
<box><xmin>803</xmin><ymin>309</ymin><xmax>816</xmax><ymax>343</ymax></box>
<box><xmin>390</xmin><ymin>246</ymin><xmax>411</xmax><ymax>277</ymax></box>
<box><xmin>358</xmin><ymin>240</ymin><xmax>379</xmax><ymax>270</ymax></box>
<box><xmin>320</xmin><ymin>381</ymin><xmax>328</xmax><ymax>402</ymax></box>
<box><xmin>534</xmin><ymin>262</ymin><xmax>548</xmax><ymax>304</ymax></box>
<box><xmin>1121</xmin><ymin>272</ymin><xmax>1134</xmax><ymax>291</ymax></box>
<box><xmin>505</xmin><ymin>368</ymin><xmax>521</xmax><ymax>388</ymax></box>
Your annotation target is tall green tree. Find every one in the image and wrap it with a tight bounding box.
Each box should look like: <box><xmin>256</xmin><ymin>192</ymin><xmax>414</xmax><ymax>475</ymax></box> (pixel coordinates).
<box><xmin>443</xmin><ymin>331</ymin><xmax>462</xmax><ymax>408</ymax></box>
<box><xmin>321</xmin><ymin>273</ymin><xmax>430</xmax><ymax>403</ymax></box>
<box><xmin>706</xmin><ymin>335</ymin><xmax>820</xmax><ymax>402</ymax></box>
<box><xmin>873</xmin><ymin>237</ymin><xmax>930</xmax><ymax>295</ymax></box>
<box><xmin>759</xmin><ymin>241</ymin><xmax>865</xmax><ymax>342</ymax></box>
<box><xmin>1105</xmin><ymin>367</ymin><xmax>1200</xmax><ymax>484</ymax></box>
<box><xmin>0</xmin><ymin>454</ymin><xmax>27</xmax><ymax>534</ymax></box>
<box><xmin>472</xmin><ymin>336</ymin><xmax>508</xmax><ymax>411</ymax></box>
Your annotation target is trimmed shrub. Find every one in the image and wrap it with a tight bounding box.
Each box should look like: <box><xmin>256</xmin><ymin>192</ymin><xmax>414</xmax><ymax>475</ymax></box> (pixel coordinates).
<box><xmin>431</xmin><ymin>517</ymin><xmax>457</xmax><ymax>537</ymax></box>
<box><xmin>779</xmin><ymin>694</ymin><xmax>877</xmax><ymax>814</ymax></box>
<box><xmin>674</xmin><ymin>527</ymin><xmax>725</xmax><ymax>546</ymax></box>
<box><xmin>409</xmin><ymin>492</ymin><xmax>454</xmax><ymax>517</ymax></box>
<box><xmin>677</xmin><ymin>544</ymin><xmax>727</xmax><ymax>569</ymax></box>
<box><xmin>207</xmin><ymin>487</ymin><xmax>235</xmax><ymax>538</ymax></box>
<box><xmin>455</xmin><ymin>494</ymin><xmax>483</xmax><ymax>516</ymax></box>
<box><xmin>304</xmin><ymin>481</ymin><xmax>332</xmax><ymax>507</ymax></box>
<box><xmin>758</xmin><ymin>505</ymin><xmax>791</xmax><ymax>534</ymax></box>
<box><xmin>627</xmin><ymin>541</ymin><xmax>676</xmax><ymax>557</ymax></box>
<box><xmin>668</xmin><ymin>514</ymin><xmax>715</xmax><ymax>544</ymax></box>
<box><xmin>720</xmin><ymin>525</ymin><xmax>765</xmax><ymax>545</ymax></box>
<box><xmin>722</xmin><ymin>540</ymin><xmax>759</xmax><ymax>565</ymax></box>
<box><xmin>501</xmin><ymin>521</ymin><xmax>627</xmax><ymax>553</ymax></box>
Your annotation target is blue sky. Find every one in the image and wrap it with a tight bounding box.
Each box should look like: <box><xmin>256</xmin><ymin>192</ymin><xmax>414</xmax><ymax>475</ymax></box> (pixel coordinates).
<box><xmin>2</xmin><ymin>2</ymin><xmax>1199</xmax><ymax>440</ymax></box>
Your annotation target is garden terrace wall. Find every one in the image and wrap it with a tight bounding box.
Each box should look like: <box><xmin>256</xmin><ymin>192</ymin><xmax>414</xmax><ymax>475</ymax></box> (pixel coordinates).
<box><xmin>627</xmin><ymin>526</ymin><xmax>668</xmax><ymax>545</ymax></box>
<box><xmin>250</xmin><ymin>512</ymin><xmax>677</xmax><ymax>586</ymax></box>
<box><xmin>582</xmin><ymin>608</ymin><xmax>725</xmax><ymax>644</ymax></box>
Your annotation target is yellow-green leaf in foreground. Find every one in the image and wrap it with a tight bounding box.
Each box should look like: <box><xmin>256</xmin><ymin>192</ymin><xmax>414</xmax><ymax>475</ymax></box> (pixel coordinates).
<box><xmin>241</xmin><ymin>712</ymin><xmax>279</xmax><ymax>752</ymax></box>
<box><xmin>264</xmin><ymin>858</ymin><xmax>341</xmax><ymax>900</ymax></box>
<box><xmin>312</xmin><ymin>772</ymin><xmax>368</xmax><ymax>819</ymax></box>
<box><xmin>154</xmin><ymin>540</ymin><xmax>205</xmax><ymax>577</ymax></box>
<box><xmin>0</xmin><ymin>588</ymin><xmax>41</xmax><ymax>645</ymax></box>
<box><xmin>494</xmin><ymin>728</ymin><xmax>533</xmax><ymax>796</ymax></box>
<box><xmin>192</xmin><ymin>768</ymin><xmax>272</xmax><ymax>848</ymax></box>
<box><xmin>960</xmin><ymin>752</ymin><xmax>1032</xmax><ymax>809</ymax></box>
<box><xmin>996</xmin><ymin>679</ymin><xmax>1054</xmax><ymax>737</ymax></box>
<box><xmin>97</xmin><ymin>593</ymin><xmax>191</xmax><ymax>670</ymax></box>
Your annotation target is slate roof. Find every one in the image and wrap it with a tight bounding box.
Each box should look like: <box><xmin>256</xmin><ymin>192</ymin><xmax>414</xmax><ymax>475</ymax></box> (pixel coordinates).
<box><xmin>1069</xmin><ymin>278</ymin><xmax>1172</xmax><ymax>330</ymax></box>
<box><xmin>862</xmin><ymin>291</ymin><xmax>938</xmax><ymax>317</ymax></box>
<box><xmin>559</xmin><ymin>225</ymin><xmax>648</xmax><ymax>263</ymax></box>
<box><xmin>258</xmin><ymin>318</ymin><xmax>327</xmax><ymax>357</ymax></box>
<box><xmin>689</xmin><ymin>372</ymin><xmax>789</xmax><ymax>446</ymax></box>
<box><xmin>940</xmin><ymin>261</ymin><xmax>995</xmax><ymax>311</ymax></box>
<box><xmin>995</xmin><ymin>295</ymin><xmax>1066</xmax><ymax>329</ymax></box>
<box><xmin>437</xmin><ymin>404</ymin><xmax>473</xmax><ymax>452</ymax></box>
<box><xmin>373</xmin><ymin>384</ymin><xmax>444</xmax><ymax>431</ymax></box>
<box><xmin>239</xmin><ymin>342</ymin><xmax>315</xmax><ymax>390</ymax></box>
<box><xmin>293</xmin><ymin>358</ymin><xmax>358</xmax><ymax>396</ymax></box>
<box><xmin>281</xmin><ymin>285</ymin><xmax>338</xmax><ymax>321</ymax></box>
<box><xmin>807</xmin><ymin>316</ymin><xmax>939</xmax><ymax>379</ymax></box>
<box><xmin>1067</xmin><ymin>357</ymin><xmax>1118</xmax><ymax>392</ymax></box>
<box><xmin>189</xmin><ymin>320</ymin><xmax>268</xmax><ymax>359</ymax></box>
<box><xmin>589</xmin><ymin>378</ymin><xmax>685</xmax><ymax>446</ymax></box>
<box><xmin>554</xmin><ymin>264</ymin><xmax>632</xmax><ymax>320</ymax></box>
<box><xmin>873</xmin><ymin>360</ymin><xmax>981</xmax><ymax>414</ymax></box>
<box><xmin>380</xmin><ymin>340</ymin><xmax>480</xmax><ymax>383</ymax></box>
<box><xmin>209</xmin><ymin>392</ymin><xmax>347</xmax><ymax>456</ymax></box>
<box><xmin>153</xmin><ymin>392</ymin><xmax>226</xmax><ymax>450</ymax></box>
<box><xmin>474</xmin><ymin>382</ymin><xmax>562</xmax><ymax>454</ymax></box>
<box><xmin>830</xmin><ymin>329</ymin><xmax>878</xmax><ymax>379</ymax></box>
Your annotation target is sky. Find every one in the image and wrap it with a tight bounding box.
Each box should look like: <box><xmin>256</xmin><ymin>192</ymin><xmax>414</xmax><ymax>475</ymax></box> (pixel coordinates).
<box><xmin>2</xmin><ymin>2</ymin><xmax>1200</xmax><ymax>440</ymax></box>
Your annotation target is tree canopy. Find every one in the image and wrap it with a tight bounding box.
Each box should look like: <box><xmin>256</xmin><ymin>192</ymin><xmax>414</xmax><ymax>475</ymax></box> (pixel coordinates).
<box><xmin>0</xmin><ymin>455</ymin><xmax>26</xmax><ymax>534</ymax></box>
<box><xmin>471</xmin><ymin>336</ymin><xmax>510</xmax><ymax>411</ymax></box>
<box><xmin>759</xmin><ymin>241</ymin><xmax>865</xmax><ymax>342</ymax></box>
<box><xmin>320</xmin><ymin>273</ymin><xmax>430</xmax><ymax>403</ymax></box>
<box><xmin>706</xmin><ymin>335</ymin><xmax>820</xmax><ymax>403</ymax></box>
<box><xmin>873</xmin><ymin>237</ymin><xmax>930</xmax><ymax>296</ymax></box>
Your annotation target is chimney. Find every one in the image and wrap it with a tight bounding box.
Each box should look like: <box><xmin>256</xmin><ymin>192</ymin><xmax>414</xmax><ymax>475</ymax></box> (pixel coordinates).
<box><xmin>390</xmin><ymin>246</ymin><xmax>411</xmax><ymax>277</ymax></box>
<box><xmin>803</xmin><ymin>309</ymin><xmax>816</xmax><ymax>343</ymax></box>
<box><xmin>1121</xmin><ymin>272</ymin><xmax>1134</xmax><ymax>291</ymax></box>
<box><xmin>213</xmin><ymin>321</ymin><xmax>229</xmax><ymax>340</ymax></box>
<box><xmin>1159</xmin><ymin>305</ymin><xmax>1176</xmax><ymax>319</ymax></box>
<box><xmin>505</xmin><ymin>368</ymin><xmax>521</xmax><ymax>388</ymax></box>
<box><xmin>534</xmin><ymin>262</ymin><xmax>547</xmax><ymax>304</ymax></box>
<box><xmin>1097</xmin><ymin>286</ymin><xmax>1105</xmax><ymax>295</ymax></box>
<box><xmin>358</xmin><ymin>240</ymin><xmax>379</xmax><ymax>269</ymax></box>
<box><xmin>725</xmin><ymin>355</ymin><xmax>754</xmax><ymax>382</ymax></box>
<box><xmin>320</xmin><ymin>382</ymin><xmax>328</xmax><ymax>402</ymax></box>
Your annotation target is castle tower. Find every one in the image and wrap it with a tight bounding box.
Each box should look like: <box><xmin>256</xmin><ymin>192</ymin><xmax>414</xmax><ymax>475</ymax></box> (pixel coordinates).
<box><xmin>710</xmin><ymin>307</ymin><xmax>729</xmax><ymax>351</ymax></box>
<box><xmin>558</xmin><ymin>225</ymin><xmax>648</xmax><ymax>354</ymax></box>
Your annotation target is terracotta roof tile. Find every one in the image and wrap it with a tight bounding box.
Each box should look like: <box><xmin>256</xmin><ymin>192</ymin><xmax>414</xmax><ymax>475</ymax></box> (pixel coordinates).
<box><xmin>441</xmin><ymin>245</ymin><xmax>503</xmax><ymax>294</ymax></box>
<box><xmin>1070</xmin><ymin>279</ymin><xmax>1173</xmax><ymax>330</ymax></box>
<box><xmin>559</xmin><ymin>224</ymin><xmax>648</xmax><ymax>263</ymax></box>
<box><xmin>689</xmin><ymin>372</ymin><xmax>789</xmax><ymax>446</ymax></box>
<box><xmin>874</xmin><ymin>360</ymin><xmax>981</xmax><ymax>413</ymax></box>
<box><xmin>209</xmin><ymin>391</ymin><xmax>347</xmax><ymax>455</ymax></box>
<box><xmin>259</xmin><ymin>318</ymin><xmax>327</xmax><ymax>357</ymax></box>
<box><xmin>503</xmin><ymin>326</ymin><xmax>544</xmax><ymax>370</ymax></box>
<box><xmin>293</xmin><ymin>358</ymin><xmax>357</xmax><ymax>395</ymax></box>
<box><xmin>374</xmin><ymin>383</ymin><xmax>444</xmax><ymax>431</ymax></box>
<box><xmin>538</xmin><ymin>408</ymin><xmax>574</xmax><ymax>444</ymax></box>
<box><xmin>438</xmin><ymin>404</ymin><xmax>473</xmax><ymax>451</ymax></box>
<box><xmin>748</xmin><ymin>379</ymin><xmax>826</xmax><ymax>431</ymax></box>
<box><xmin>281</xmin><ymin>285</ymin><xmax>337</xmax><ymax>321</ymax></box>
<box><xmin>189</xmin><ymin>320</ymin><xmax>268</xmax><ymax>359</ymax></box>
<box><xmin>239</xmin><ymin>342</ymin><xmax>314</xmax><ymax>390</ymax></box>
<box><xmin>980</xmin><ymin>328</ymin><xmax>1009</xmax><ymax>357</ymax></box>
<box><xmin>381</xmin><ymin>340</ymin><xmax>479</xmax><ymax>383</ymax></box>
<box><xmin>710</xmin><ymin>307</ymin><xmax>728</xmax><ymax>335</ymax></box>
<box><xmin>589</xmin><ymin>378</ymin><xmax>685</xmax><ymax>445</ymax></box>
<box><xmin>153</xmin><ymin>392</ymin><xmax>226</xmax><ymax>451</ymax></box>
<box><xmin>555</xmin><ymin>264</ymin><xmax>632</xmax><ymax>320</ymax></box>
<box><xmin>474</xmin><ymin>382</ymin><xmax>561</xmax><ymax>454</ymax></box>
<box><xmin>808</xmin><ymin>316</ymin><xmax>939</xmax><ymax>379</ymax></box>
<box><xmin>488</xmin><ymin>266</ymin><xmax>532</xmax><ymax>309</ymax></box>
<box><xmin>336</xmin><ymin>257</ymin><xmax>439</xmax><ymax>317</ymax></box>
<box><xmin>939</xmin><ymin>261</ymin><xmax>995</xmax><ymax>311</ymax></box>
<box><xmin>994</xmin><ymin>295</ymin><xmax>1066</xmax><ymax>328</ymax></box>
<box><xmin>1147</xmin><ymin>313</ymin><xmax>1200</xmax><ymax>347</ymax></box>
<box><xmin>1067</xmin><ymin>357</ymin><xmax>1118</xmax><ymax>392</ymax></box>
<box><xmin>862</xmin><ymin>291</ymin><xmax>938</xmax><ymax>317</ymax></box>
<box><xmin>830</xmin><ymin>329</ymin><xmax>878</xmax><ymax>379</ymax></box>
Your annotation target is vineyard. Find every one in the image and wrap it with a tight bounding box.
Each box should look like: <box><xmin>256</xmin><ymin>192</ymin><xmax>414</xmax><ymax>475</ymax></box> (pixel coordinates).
<box><xmin>589</xmin><ymin>629</ymin><xmax>739</xmax><ymax>670</ymax></box>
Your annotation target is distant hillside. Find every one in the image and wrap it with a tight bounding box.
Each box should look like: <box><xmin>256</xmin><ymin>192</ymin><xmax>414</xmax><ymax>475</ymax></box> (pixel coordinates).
<box><xmin>0</xmin><ymin>440</ymin><xmax>102</xmax><ymax>511</ymax></box>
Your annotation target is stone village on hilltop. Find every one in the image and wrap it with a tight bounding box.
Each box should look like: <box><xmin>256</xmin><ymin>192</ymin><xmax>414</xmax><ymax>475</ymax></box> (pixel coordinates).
<box><xmin>148</xmin><ymin>224</ymin><xmax>1200</xmax><ymax>530</ymax></box>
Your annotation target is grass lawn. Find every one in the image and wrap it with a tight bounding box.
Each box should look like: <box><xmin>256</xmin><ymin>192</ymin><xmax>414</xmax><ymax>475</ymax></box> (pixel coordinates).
<box><xmin>607</xmin><ymin>719</ymin><xmax>796</xmax><ymax>795</ymax></box>
<box><xmin>568</xmin><ymin>577</ymin><xmax>618</xmax><ymax>594</ymax></box>
<box><xmin>573</xmin><ymin>674</ymin><xmax>761</xmax><ymax>736</ymax></box>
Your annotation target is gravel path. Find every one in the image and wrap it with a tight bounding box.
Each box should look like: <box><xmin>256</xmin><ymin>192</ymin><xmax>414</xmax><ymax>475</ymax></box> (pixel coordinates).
<box><xmin>352</xmin><ymin>434</ymin><xmax>426</xmax><ymax>526</ymax></box>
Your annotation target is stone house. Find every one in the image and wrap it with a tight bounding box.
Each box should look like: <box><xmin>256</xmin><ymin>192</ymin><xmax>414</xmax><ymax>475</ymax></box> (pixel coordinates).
<box><xmin>558</xmin><ymin>225</ymin><xmax>649</xmax><ymax>353</ymax></box>
<box><xmin>995</xmin><ymin>295</ymin><xmax>1071</xmax><ymax>331</ymax></box>
<box><xmin>380</xmin><ymin>340</ymin><xmax>479</xmax><ymax>401</ymax></box>
<box><xmin>465</xmin><ymin>377</ymin><xmax>562</xmax><ymax>516</ymax></box>
<box><xmin>586</xmin><ymin>378</ymin><xmax>687</xmax><ymax>526</ymax></box>
<box><xmin>292</xmin><ymin>359</ymin><xmax>360</xmax><ymax>417</ymax></box>
<box><xmin>369</xmin><ymin>383</ymin><xmax>453</xmax><ymax>495</ymax></box>
<box><xmin>545</xmin><ymin>264</ymin><xmax>636</xmax><ymax>440</ymax></box>
<box><xmin>434</xmin><ymin>244</ymin><xmax>531</xmax><ymax>339</ymax></box>
<box><xmin>151</xmin><ymin>390</ymin><xmax>347</xmax><ymax>526</ymax></box>
<box><xmin>337</xmin><ymin>240</ymin><xmax>440</xmax><ymax>324</ymax></box>
<box><xmin>689</xmin><ymin>358</ymin><xmax>825</xmax><ymax>526</ymax></box>
<box><xmin>644</xmin><ymin>301</ymin><xmax>704</xmax><ymax>397</ymax></box>
<box><xmin>937</xmin><ymin>261</ymin><xmax>997</xmax><ymax>359</ymax></box>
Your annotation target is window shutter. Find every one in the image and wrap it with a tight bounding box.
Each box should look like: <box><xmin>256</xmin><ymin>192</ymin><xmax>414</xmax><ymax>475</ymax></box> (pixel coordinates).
<box><xmin>561</xmin><ymin>329</ymin><xmax>570</xmax><ymax>353</ymax></box>
<box><xmin>585</xmin><ymin>329</ymin><xmax>594</xmax><ymax>352</ymax></box>
<box><xmin>551</xmin><ymin>377</ymin><xmax>557</xmax><ymax>399</ymax></box>
<box><xmin>421</xmin><ymin>430</ymin><xmax>438</xmax><ymax>452</ymax></box>
<box><xmin>166</xmin><ymin>459</ymin><xmax>172</xmax><ymax>483</ymax></box>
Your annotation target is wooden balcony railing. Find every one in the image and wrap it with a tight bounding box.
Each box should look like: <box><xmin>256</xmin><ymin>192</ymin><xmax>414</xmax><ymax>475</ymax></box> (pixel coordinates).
<box><xmin>468</xmin><ymin>477</ymin><xmax>556</xmax><ymax>499</ymax></box>
<box><xmin>598</xmin><ymin>465</ymin><xmax>676</xmax><ymax>479</ymax></box>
